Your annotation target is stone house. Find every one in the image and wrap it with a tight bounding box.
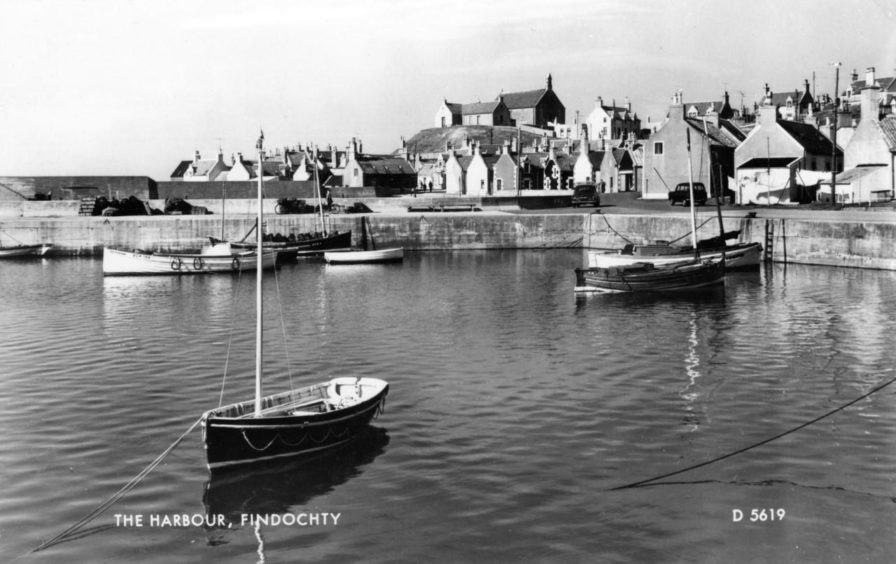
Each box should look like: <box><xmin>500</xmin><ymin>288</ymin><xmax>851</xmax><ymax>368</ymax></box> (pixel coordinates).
<box><xmin>685</xmin><ymin>92</ymin><xmax>735</xmax><ymax>120</ymax></box>
<box><xmin>492</xmin><ymin>143</ymin><xmax>519</xmax><ymax>194</ymax></box>
<box><xmin>586</xmin><ymin>96</ymin><xmax>641</xmax><ymax>142</ymax></box>
<box><xmin>170</xmin><ymin>149</ymin><xmax>230</xmax><ymax>181</ymax></box>
<box><xmin>435</xmin><ymin>100</ymin><xmax>463</xmax><ymax>128</ymax></box>
<box><xmin>444</xmin><ymin>152</ymin><xmax>472</xmax><ymax>195</ymax></box>
<box><xmin>734</xmin><ymin>103</ymin><xmax>842</xmax><ymax>204</ymax></box>
<box><xmin>825</xmin><ymin>70</ymin><xmax>896</xmax><ymax>203</ymax></box>
<box><xmin>461</xmin><ymin>98</ymin><xmax>512</xmax><ymax>126</ymax></box>
<box><xmin>501</xmin><ymin>74</ymin><xmax>565</xmax><ymax>129</ymax></box>
<box><xmin>643</xmin><ymin>92</ymin><xmax>745</xmax><ymax>200</ymax></box>
<box><xmin>342</xmin><ymin>138</ymin><xmax>416</xmax><ymax>192</ymax></box>
<box><xmin>465</xmin><ymin>144</ymin><xmax>502</xmax><ymax>196</ymax></box>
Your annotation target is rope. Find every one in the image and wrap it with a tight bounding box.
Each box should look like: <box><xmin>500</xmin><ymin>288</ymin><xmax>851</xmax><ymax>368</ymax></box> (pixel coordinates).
<box><xmin>32</xmin><ymin>416</ymin><xmax>203</xmax><ymax>553</ymax></box>
<box><xmin>610</xmin><ymin>374</ymin><xmax>896</xmax><ymax>491</ymax></box>
<box><xmin>219</xmin><ymin>267</ymin><xmax>243</xmax><ymax>407</ymax></box>
<box><xmin>272</xmin><ymin>260</ymin><xmax>295</xmax><ymax>393</ymax></box>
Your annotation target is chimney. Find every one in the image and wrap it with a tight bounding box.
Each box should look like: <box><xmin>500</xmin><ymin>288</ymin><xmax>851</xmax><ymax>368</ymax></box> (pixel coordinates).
<box><xmin>217</xmin><ymin>147</ymin><xmax>224</xmax><ymax>163</ymax></box>
<box><xmin>236</xmin><ymin>152</ymin><xmax>243</xmax><ymax>163</ymax></box>
<box><xmin>231</xmin><ymin>153</ymin><xmax>236</xmax><ymax>166</ymax></box>
<box><xmin>625</xmin><ymin>96</ymin><xmax>631</xmax><ymax>112</ymax></box>
<box><xmin>511</xmin><ymin>136</ymin><xmax>518</xmax><ymax>153</ymax></box>
<box><xmin>851</xmin><ymin>68</ymin><xmax>859</xmax><ymax>82</ymax></box>
<box><xmin>860</xmin><ymin>72</ymin><xmax>881</xmax><ymax>123</ymax></box>
<box><xmin>502</xmin><ymin>139</ymin><xmax>511</xmax><ymax>155</ymax></box>
<box><xmin>596</xmin><ymin>96</ymin><xmax>603</xmax><ymax>109</ymax></box>
<box><xmin>194</xmin><ymin>150</ymin><xmax>201</xmax><ymax>165</ymax></box>
<box><xmin>358</xmin><ymin>139</ymin><xmax>363</xmax><ymax>154</ymax></box>
<box><xmin>866</xmin><ymin>66</ymin><xmax>876</xmax><ymax>86</ymax></box>
<box><xmin>547</xmin><ymin>73</ymin><xmax>553</xmax><ymax>91</ymax></box>
<box><xmin>758</xmin><ymin>103</ymin><xmax>778</xmax><ymax>125</ymax></box>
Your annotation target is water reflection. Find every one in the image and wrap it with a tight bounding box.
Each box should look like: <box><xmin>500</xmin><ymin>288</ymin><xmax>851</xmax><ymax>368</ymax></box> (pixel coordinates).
<box><xmin>201</xmin><ymin>426</ymin><xmax>389</xmax><ymax>544</ymax></box>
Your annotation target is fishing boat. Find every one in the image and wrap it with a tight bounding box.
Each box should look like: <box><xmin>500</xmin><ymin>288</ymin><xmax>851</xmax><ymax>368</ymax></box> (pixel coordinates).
<box><xmin>323</xmin><ymin>247</ymin><xmax>404</xmax><ymax>264</ymax></box>
<box><xmin>575</xmin><ymin>129</ymin><xmax>725</xmax><ymax>294</ymax></box>
<box><xmin>587</xmin><ymin>240</ymin><xmax>761</xmax><ymax>269</ymax></box>
<box><xmin>574</xmin><ymin>257</ymin><xmax>725</xmax><ymax>293</ymax></box>
<box><xmin>202</xmin><ymin>132</ymin><xmax>389</xmax><ymax>471</ymax></box>
<box><xmin>221</xmin><ymin>230</ymin><xmax>353</xmax><ymax>260</ymax></box>
<box><xmin>0</xmin><ymin>243</ymin><xmax>52</xmax><ymax>258</ymax></box>
<box><xmin>102</xmin><ymin>241</ymin><xmax>277</xmax><ymax>276</ymax></box>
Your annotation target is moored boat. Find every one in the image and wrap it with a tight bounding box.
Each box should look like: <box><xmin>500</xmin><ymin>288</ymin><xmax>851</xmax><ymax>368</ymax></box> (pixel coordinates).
<box><xmin>323</xmin><ymin>247</ymin><xmax>404</xmax><ymax>264</ymax></box>
<box><xmin>588</xmin><ymin>241</ymin><xmax>761</xmax><ymax>269</ymax></box>
<box><xmin>102</xmin><ymin>241</ymin><xmax>277</xmax><ymax>276</ymax></box>
<box><xmin>0</xmin><ymin>244</ymin><xmax>52</xmax><ymax>258</ymax></box>
<box><xmin>222</xmin><ymin>230</ymin><xmax>353</xmax><ymax>260</ymax></box>
<box><xmin>201</xmin><ymin>131</ymin><xmax>389</xmax><ymax>471</ymax></box>
<box><xmin>575</xmin><ymin>257</ymin><xmax>725</xmax><ymax>294</ymax></box>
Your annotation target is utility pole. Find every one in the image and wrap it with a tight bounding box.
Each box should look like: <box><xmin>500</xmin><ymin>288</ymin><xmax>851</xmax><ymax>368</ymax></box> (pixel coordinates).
<box><xmin>831</xmin><ymin>62</ymin><xmax>841</xmax><ymax>204</ymax></box>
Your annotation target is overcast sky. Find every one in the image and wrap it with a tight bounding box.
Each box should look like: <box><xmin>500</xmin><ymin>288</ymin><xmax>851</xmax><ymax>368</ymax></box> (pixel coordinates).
<box><xmin>1</xmin><ymin>0</ymin><xmax>894</xmax><ymax>180</ymax></box>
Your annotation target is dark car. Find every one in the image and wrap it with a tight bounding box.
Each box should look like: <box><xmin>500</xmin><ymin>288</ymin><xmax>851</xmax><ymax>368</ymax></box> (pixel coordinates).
<box><xmin>668</xmin><ymin>182</ymin><xmax>708</xmax><ymax>206</ymax></box>
<box><xmin>571</xmin><ymin>183</ymin><xmax>600</xmax><ymax>207</ymax></box>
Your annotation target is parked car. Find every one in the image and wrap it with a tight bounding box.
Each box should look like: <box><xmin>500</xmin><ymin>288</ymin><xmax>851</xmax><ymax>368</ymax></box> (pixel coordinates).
<box><xmin>668</xmin><ymin>182</ymin><xmax>708</xmax><ymax>206</ymax></box>
<box><xmin>571</xmin><ymin>183</ymin><xmax>601</xmax><ymax>207</ymax></box>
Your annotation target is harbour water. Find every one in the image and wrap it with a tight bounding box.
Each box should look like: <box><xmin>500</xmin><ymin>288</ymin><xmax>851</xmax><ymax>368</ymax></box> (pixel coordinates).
<box><xmin>1</xmin><ymin>250</ymin><xmax>895</xmax><ymax>563</ymax></box>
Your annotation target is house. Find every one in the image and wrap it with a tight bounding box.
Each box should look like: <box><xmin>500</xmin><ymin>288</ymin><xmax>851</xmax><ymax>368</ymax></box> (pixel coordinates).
<box><xmin>518</xmin><ymin>143</ymin><xmax>574</xmax><ymax>190</ymax></box>
<box><xmin>226</xmin><ymin>155</ymin><xmax>282</xmax><ymax>181</ymax></box>
<box><xmin>435</xmin><ymin>100</ymin><xmax>463</xmax><ymax>128</ymax></box>
<box><xmin>444</xmin><ymin>151</ymin><xmax>472</xmax><ymax>195</ymax></box>
<box><xmin>492</xmin><ymin>141</ymin><xmax>520</xmax><ymax>193</ymax></box>
<box><xmin>459</xmin><ymin>98</ymin><xmax>512</xmax><ymax>127</ymax></box>
<box><xmin>846</xmin><ymin>67</ymin><xmax>896</xmax><ymax>114</ymax></box>
<box><xmin>465</xmin><ymin>143</ymin><xmax>502</xmax><ymax>196</ymax></box>
<box><xmin>734</xmin><ymin>100</ymin><xmax>842</xmax><ymax>205</ymax></box>
<box><xmin>643</xmin><ymin>92</ymin><xmax>746</xmax><ymax>200</ymax></box>
<box><xmin>343</xmin><ymin>138</ymin><xmax>416</xmax><ymax>192</ymax></box>
<box><xmin>501</xmin><ymin>74</ymin><xmax>566</xmax><ymax>129</ymax></box>
<box><xmin>170</xmin><ymin>149</ymin><xmax>230</xmax><ymax>182</ymax></box>
<box><xmin>573</xmin><ymin>137</ymin><xmax>603</xmax><ymax>185</ymax></box>
<box><xmin>684</xmin><ymin>92</ymin><xmax>735</xmax><ymax>120</ymax></box>
<box><xmin>586</xmin><ymin>97</ymin><xmax>641</xmax><ymax>142</ymax></box>
<box><xmin>824</xmin><ymin>69</ymin><xmax>896</xmax><ymax>203</ymax></box>
<box><xmin>759</xmin><ymin>82</ymin><xmax>814</xmax><ymax>121</ymax></box>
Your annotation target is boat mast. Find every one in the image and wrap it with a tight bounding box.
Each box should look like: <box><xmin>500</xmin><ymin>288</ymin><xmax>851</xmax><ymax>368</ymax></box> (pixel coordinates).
<box><xmin>313</xmin><ymin>151</ymin><xmax>327</xmax><ymax>237</ymax></box>
<box><xmin>685</xmin><ymin>128</ymin><xmax>699</xmax><ymax>258</ymax></box>
<box><xmin>254</xmin><ymin>131</ymin><xmax>264</xmax><ymax>417</ymax></box>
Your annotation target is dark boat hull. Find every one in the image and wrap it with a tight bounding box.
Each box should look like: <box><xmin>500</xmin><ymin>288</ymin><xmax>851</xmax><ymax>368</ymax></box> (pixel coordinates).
<box><xmin>575</xmin><ymin>258</ymin><xmax>725</xmax><ymax>293</ymax></box>
<box><xmin>203</xmin><ymin>382</ymin><xmax>388</xmax><ymax>471</ymax></box>
<box><xmin>230</xmin><ymin>231</ymin><xmax>352</xmax><ymax>261</ymax></box>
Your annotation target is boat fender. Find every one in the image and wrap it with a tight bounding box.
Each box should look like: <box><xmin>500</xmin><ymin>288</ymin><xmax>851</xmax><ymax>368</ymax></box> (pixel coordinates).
<box><xmin>231</xmin><ymin>257</ymin><xmax>241</xmax><ymax>271</ymax></box>
<box><xmin>193</xmin><ymin>257</ymin><xmax>204</xmax><ymax>270</ymax></box>
<box><xmin>170</xmin><ymin>258</ymin><xmax>183</xmax><ymax>271</ymax></box>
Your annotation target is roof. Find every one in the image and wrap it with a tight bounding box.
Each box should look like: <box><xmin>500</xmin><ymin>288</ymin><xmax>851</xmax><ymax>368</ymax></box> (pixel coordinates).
<box><xmin>826</xmin><ymin>164</ymin><xmax>886</xmax><ymax>185</ymax></box>
<box><xmin>357</xmin><ymin>156</ymin><xmax>416</xmax><ymax>175</ymax></box>
<box><xmin>171</xmin><ymin>160</ymin><xmax>192</xmax><ymax>178</ymax></box>
<box><xmin>877</xmin><ymin>116</ymin><xmax>896</xmax><ymax>151</ymax></box>
<box><xmin>500</xmin><ymin>88</ymin><xmax>547</xmax><ymax>109</ymax></box>
<box><xmin>462</xmin><ymin>100</ymin><xmax>502</xmax><ymax>115</ymax></box>
<box><xmin>444</xmin><ymin>101</ymin><xmax>462</xmax><ymax>114</ymax></box>
<box><xmin>739</xmin><ymin>157</ymin><xmax>800</xmax><ymax>169</ymax></box>
<box><xmin>777</xmin><ymin>120</ymin><xmax>842</xmax><ymax>156</ymax></box>
<box><xmin>851</xmin><ymin>76</ymin><xmax>896</xmax><ymax>93</ymax></box>
<box><xmin>685</xmin><ymin>101</ymin><xmax>724</xmax><ymax>117</ymax></box>
<box><xmin>684</xmin><ymin>118</ymin><xmax>743</xmax><ymax>148</ymax></box>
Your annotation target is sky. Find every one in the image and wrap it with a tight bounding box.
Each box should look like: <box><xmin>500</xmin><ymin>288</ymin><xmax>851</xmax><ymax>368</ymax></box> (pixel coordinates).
<box><xmin>1</xmin><ymin>0</ymin><xmax>895</xmax><ymax>180</ymax></box>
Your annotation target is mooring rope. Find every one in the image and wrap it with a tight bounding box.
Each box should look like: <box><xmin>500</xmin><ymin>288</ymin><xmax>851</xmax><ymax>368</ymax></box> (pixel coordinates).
<box><xmin>218</xmin><ymin>267</ymin><xmax>243</xmax><ymax>407</ymax></box>
<box><xmin>610</xmin><ymin>374</ymin><xmax>896</xmax><ymax>490</ymax></box>
<box><xmin>31</xmin><ymin>416</ymin><xmax>203</xmax><ymax>553</ymax></box>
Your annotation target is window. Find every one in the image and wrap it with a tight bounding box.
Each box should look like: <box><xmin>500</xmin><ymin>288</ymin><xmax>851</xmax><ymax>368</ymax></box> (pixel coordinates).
<box><xmin>441</xmin><ymin>116</ymin><xmax>446</xmax><ymax>127</ymax></box>
<box><xmin>496</xmin><ymin>178</ymin><xmax>504</xmax><ymax>191</ymax></box>
<box><xmin>654</xmin><ymin>142</ymin><xmax>664</xmax><ymax>155</ymax></box>
<box><xmin>523</xmin><ymin>179</ymin><xmax>532</xmax><ymax>190</ymax></box>
<box><xmin>353</xmin><ymin>168</ymin><xmax>359</xmax><ymax>178</ymax></box>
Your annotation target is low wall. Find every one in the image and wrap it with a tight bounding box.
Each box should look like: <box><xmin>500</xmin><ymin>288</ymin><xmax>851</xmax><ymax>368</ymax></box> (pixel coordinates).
<box><xmin>2</xmin><ymin>210</ymin><xmax>896</xmax><ymax>270</ymax></box>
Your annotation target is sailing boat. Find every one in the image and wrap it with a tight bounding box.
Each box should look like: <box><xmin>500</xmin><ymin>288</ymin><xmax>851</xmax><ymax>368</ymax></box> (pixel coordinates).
<box><xmin>575</xmin><ymin>129</ymin><xmax>725</xmax><ymax>294</ymax></box>
<box><xmin>202</xmin><ymin>132</ymin><xmax>388</xmax><ymax>471</ymax></box>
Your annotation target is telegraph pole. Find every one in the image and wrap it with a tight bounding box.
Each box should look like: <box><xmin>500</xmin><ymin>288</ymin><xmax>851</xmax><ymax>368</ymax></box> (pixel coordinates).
<box><xmin>831</xmin><ymin>62</ymin><xmax>841</xmax><ymax>204</ymax></box>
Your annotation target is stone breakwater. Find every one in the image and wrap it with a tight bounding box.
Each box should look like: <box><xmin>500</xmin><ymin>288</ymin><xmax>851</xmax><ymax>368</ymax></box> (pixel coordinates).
<box><xmin>2</xmin><ymin>210</ymin><xmax>896</xmax><ymax>270</ymax></box>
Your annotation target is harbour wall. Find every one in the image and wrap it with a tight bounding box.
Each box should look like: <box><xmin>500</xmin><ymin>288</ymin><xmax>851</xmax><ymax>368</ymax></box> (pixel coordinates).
<box><xmin>2</xmin><ymin>210</ymin><xmax>896</xmax><ymax>270</ymax></box>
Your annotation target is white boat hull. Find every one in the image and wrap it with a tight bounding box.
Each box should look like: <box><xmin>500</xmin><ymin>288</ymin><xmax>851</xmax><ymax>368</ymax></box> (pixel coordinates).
<box><xmin>103</xmin><ymin>247</ymin><xmax>278</xmax><ymax>276</ymax></box>
<box><xmin>324</xmin><ymin>248</ymin><xmax>404</xmax><ymax>264</ymax></box>
<box><xmin>588</xmin><ymin>243</ymin><xmax>761</xmax><ymax>270</ymax></box>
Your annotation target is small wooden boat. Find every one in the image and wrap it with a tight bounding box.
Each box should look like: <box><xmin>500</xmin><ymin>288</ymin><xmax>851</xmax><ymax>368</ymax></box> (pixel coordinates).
<box><xmin>323</xmin><ymin>247</ymin><xmax>404</xmax><ymax>264</ymax></box>
<box><xmin>0</xmin><ymin>244</ymin><xmax>52</xmax><ymax>258</ymax></box>
<box><xmin>102</xmin><ymin>241</ymin><xmax>277</xmax><ymax>276</ymax></box>
<box><xmin>202</xmin><ymin>132</ymin><xmax>388</xmax><ymax>471</ymax></box>
<box><xmin>588</xmin><ymin>241</ymin><xmax>761</xmax><ymax>270</ymax></box>
<box><xmin>574</xmin><ymin>257</ymin><xmax>725</xmax><ymax>294</ymax></box>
